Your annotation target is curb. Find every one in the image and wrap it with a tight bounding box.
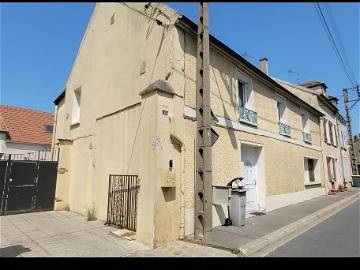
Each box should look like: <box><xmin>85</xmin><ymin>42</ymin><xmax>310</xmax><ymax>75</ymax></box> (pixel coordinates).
<box><xmin>236</xmin><ymin>191</ymin><xmax>360</xmax><ymax>257</ymax></box>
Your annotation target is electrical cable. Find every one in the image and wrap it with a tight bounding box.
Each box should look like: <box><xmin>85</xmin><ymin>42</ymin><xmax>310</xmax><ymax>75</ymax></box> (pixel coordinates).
<box><xmin>314</xmin><ymin>3</ymin><xmax>356</xmax><ymax>87</ymax></box>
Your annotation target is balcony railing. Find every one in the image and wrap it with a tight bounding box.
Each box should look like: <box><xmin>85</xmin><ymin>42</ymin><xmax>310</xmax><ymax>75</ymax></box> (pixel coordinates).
<box><xmin>239</xmin><ymin>107</ymin><xmax>257</xmax><ymax>126</ymax></box>
<box><xmin>303</xmin><ymin>132</ymin><xmax>312</xmax><ymax>144</ymax></box>
<box><xmin>279</xmin><ymin>122</ymin><xmax>291</xmax><ymax>137</ymax></box>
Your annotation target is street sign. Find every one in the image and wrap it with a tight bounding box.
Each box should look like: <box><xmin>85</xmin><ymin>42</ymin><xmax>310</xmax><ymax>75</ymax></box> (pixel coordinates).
<box><xmin>211</xmin><ymin>128</ymin><xmax>219</xmax><ymax>146</ymax></box>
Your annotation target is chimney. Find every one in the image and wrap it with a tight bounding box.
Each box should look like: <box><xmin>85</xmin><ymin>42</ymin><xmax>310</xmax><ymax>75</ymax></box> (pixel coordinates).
<box><xmin>328</xmin><ymin>96</ymin><xmax>339</xmax><ymax>109</ymax></box>
<box><xmin>259</xmin><ymin>58</ymin><xmax>268</xmax><ymax>75</ymax></box>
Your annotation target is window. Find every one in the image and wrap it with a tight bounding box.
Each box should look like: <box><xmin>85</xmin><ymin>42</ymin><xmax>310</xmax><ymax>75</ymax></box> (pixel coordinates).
<box><xmin>300</xmin><ymin>109</ymin><xmax>309</xmax><ymax>132</ymax></box>
<box><xmin>238</xmin><ymin>81</ymin><xmax>246</xmax><ymax>108</ymax></box>
<box><xmin>326</xmin><ymin>157</ymin><xmax>337</xmax><ymax>182</ymax></box>
<box><xmin>325</xmin><ymin>120</ymin><xmax>331</xmax><ymax>144</ymax></box>
<box><xmin>323</xmin><ymin>119</ymin><xmax>327</xmax><ymax>142</ymax></box>
<box><xmin>71</xmin><ymin>87</ymin><xmax>81</xmax><ymax>125</ymax></box>
<box><xmin>329</xmin><ymin>122</ymin><xmax>334</xmax><ymax>145</ymax></box>
<box><xmin>308</xmin><ymin>159</ymin><xmax>315</xmax><ymax>182</ymax></box>
<box><xmin>333</xmin><ymin>124</ymin><xmax>338</xmax><ymax>146</ymax></box>
<box><xmin>326</xmin><ymin>157</ymin><xmax>333</xmax><ymax>181</ymax></box>
<box><xmin>236</xmin><ymin>70</ymin><xmax>254</xmax><ymax>111</ymax></box>
<box><xmin>276</xmin><ymin>98</ymin><xmax>286</xmax><ymax>123</ymax></box>
<box><xmin>44</xmin><ymin>124</ymin><xmax>53</xmax><ymax>133</ymax></box>
<box><xmin>304</xmin><ymin>157</ymin><xmax>319</xmax><ymax>184</ymax></box>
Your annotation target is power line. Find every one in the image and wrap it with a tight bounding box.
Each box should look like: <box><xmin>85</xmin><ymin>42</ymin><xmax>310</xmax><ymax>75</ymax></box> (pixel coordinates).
<box><xmin>313</xmin><ymin>3</ymin><xmax>356</xmax><ymax>87</ymax></box>
<box><xmin>323</xmin><ymin>4</ymin><xmax>357</xmax><ymax>84</ymax></box>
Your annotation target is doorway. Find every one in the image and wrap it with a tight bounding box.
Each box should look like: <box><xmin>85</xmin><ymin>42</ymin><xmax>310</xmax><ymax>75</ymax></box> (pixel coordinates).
<box><xmin>240</xmin><ymin>143</ymin><xmax>264</xmax><ymax>213</ymax></box>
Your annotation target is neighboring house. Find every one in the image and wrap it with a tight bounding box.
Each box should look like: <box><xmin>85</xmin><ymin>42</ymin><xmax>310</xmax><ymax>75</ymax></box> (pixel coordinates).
<box><xmin>53</xmin><ymin>3</ymin><xmax>328</xmax><ymax>248</ymax></box>
<box><xmin>274</xmin><ymin>79</ymin><xmax>353</xmax><ymax>192</ymax></box>
<box><xmin>353</xmin><ymin>134</ymin><xmax>360</xmax><ymax>174</ymax></box>
<box><xmin>0</xmin><ymin>105</ymin><xmax>54</xmax><ymax>159</ymax></box>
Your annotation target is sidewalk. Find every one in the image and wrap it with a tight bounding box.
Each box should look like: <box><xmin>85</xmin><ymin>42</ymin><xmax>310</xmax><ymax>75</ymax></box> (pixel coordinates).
<box><xmin>206</xmin><ymin>187</ymin><xmax>359</xmax><ymax>251</ymax></box>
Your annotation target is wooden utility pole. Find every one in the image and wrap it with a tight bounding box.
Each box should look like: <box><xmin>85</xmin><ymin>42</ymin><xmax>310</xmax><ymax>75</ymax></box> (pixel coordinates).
<box><xmin>194</xmin><ymin>2</ymin><xmax>213</xmax><ymax>242</ymax></box>
<box><xmin>343</xmin><ymin>88</ymin><xmax>358</xmax><ymax>175</ymax></box>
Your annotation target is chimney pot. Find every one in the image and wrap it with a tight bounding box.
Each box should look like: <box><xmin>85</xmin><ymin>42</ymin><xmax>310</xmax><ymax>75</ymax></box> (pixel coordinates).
<box><xmin>259</xmin><ymin>58</ymin><xmax>269</xmax><ymax>75</ymax></box>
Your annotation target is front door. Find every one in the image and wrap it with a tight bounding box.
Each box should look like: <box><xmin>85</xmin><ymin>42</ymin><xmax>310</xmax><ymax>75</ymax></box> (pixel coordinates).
<box><xmin>244</xmin><ymin>159</ymin><xmax>257</xmax><ymax>212</ymax></box>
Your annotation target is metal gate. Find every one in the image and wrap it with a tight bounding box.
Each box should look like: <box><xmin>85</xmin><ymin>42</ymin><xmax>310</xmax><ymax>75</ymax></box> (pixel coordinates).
<box><xmin>0</xmin><ymin>150</ymin><xmax>59</xmax><ymax>215</ymax></box>
<box><xmin>106</xmin><ymin>175</ymin><xmax>140</xmax><ymax>231</ymax></box>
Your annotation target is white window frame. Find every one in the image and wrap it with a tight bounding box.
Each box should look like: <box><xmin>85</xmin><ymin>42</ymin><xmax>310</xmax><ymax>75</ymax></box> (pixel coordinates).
<box><xmin>300</xmin><ymin>108</ymin><xmax>310</xmax><ymax>133</ymax></box>
<box><xmin>332</xmin><ymin>123</ymin><xmax>337</xmax><ymax>147</ymax></box>
<box><xmin>304</xmin><ymin>157</ymin><xmax>321</xmax><ymax>185</ymax></box>
<box><xmin>71</xmin><ymin>87</ymin><xmax>81</xmax><ymax>125</ymax></box>
<box><xmin>325</xmin><ymin>120</ymin><xmax>331</xmax><ymax>144</ymax></box>
<box><xmin>236</xmin><ymin>69</ymin><xmax>254</xmax><ymax>111</ymax></box>
<box><xmin>275</xmin><ymin>94</ymin><xmax>287</xmax><ymax>124</ymax></box>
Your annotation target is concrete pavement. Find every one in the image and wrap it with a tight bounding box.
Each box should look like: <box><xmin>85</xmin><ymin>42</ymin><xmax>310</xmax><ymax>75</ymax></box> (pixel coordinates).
<box><xmin>0</xmin><ymin>210</ymin><xmax>234</xmax><ymax>257</ymax></box>
<box><xmin>206</xmin><ymin>187</ymin><xmax>359</xmax><ymax>252</ymax></box>
<box><xmin>1</xmin><ymin>188</ymin><xmax>358</xmax><ymax>257</ymax></box>
<box><xmin>267</xmin><ymin>200</ymin><xmax>360</xmax><ymax>257</ymax></box>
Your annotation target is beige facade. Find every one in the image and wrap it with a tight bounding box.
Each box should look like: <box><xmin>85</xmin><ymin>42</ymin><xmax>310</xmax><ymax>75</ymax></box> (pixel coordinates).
<box><xmin>275</xmin><ymin>79</ymin><xmax>353</xmax><ymax>191</ymax></box>
<box><xmin>53</xmin><ymin>3</ymin><xmax>329</xmax><ymax>247</ymax></box>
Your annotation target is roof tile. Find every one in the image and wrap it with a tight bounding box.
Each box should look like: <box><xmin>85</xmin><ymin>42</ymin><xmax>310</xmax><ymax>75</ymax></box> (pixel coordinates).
<box><xmin>0</xmin><ymin>105</ymin><xmax>54</xmax><ymax>145</ymax></box>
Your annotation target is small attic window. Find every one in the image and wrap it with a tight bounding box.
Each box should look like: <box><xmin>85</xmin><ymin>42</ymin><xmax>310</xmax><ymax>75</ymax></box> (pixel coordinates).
<box><xmin>44</xmin><ymin>124</ymin><xmax>53</xmax><ymax>133</ymax></box>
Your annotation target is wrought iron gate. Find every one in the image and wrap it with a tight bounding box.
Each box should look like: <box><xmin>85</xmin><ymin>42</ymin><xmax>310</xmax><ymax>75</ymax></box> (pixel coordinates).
<box><xmin>0</xmin><ymin>150</ymin><xmax>59</xmax><ymax>215</ymax></box>
<box><xmin>106</xmin><ymin>175</ymin><xmax>140</xmax><ymax>231</ymax></box>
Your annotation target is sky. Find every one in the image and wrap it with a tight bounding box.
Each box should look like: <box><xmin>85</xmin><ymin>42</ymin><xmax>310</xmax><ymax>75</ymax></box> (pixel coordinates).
<box><xmin>1</xmin><ymin>2</ymin><xmax>359</xmax><ymax>134</ymax></box>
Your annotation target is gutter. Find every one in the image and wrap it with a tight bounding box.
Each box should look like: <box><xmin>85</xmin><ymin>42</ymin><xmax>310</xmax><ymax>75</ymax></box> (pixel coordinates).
<box><xmin>54</xmin><ymin>89</ymin><xmax>66</xmax><ymax>105</ymax></box>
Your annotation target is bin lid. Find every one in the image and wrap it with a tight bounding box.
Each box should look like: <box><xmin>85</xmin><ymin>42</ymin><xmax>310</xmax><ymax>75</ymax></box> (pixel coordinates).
<box><xmin>227</xmin><ymin>177</ymin><xmax>244</xmax><ymax>189</ymax></box>
<box><xmin>231</xmin><ymin>188</ymin><xmax>246</xmax><ymax>193</ymax></box>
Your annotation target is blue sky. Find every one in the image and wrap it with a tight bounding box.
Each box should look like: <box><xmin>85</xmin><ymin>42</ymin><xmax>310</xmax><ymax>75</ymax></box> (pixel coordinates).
<box><xmin>1</xmin><ymin>3</ymin><xmax>359</xmax><ymax>133</ymax></box>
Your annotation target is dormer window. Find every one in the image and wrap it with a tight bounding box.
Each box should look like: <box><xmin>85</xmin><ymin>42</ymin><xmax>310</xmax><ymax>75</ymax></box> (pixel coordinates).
<box><xmin>44</xmin><ymin>124</ymin><xmax>53</xmax><ymax>133</ymax></box>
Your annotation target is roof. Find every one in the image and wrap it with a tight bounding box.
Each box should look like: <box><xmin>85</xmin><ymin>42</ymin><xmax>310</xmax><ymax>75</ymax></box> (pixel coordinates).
<box><xmin>0</xmin><ymin>105</ymin><xmax>54</xmax><ymax>145</ymax></box>
<box><xmin>139</xmin><ymin>80</ymin><xmax>175</xmax><ymax>96</ymax></box>
<box><xmin>328</xmin><ymin>95</ymin><xmax>339</xmax><ymax>101</ymax></box>
<box><xmin>54</xmin><ymin>89</ymin><xmax>66</xmax><ymax>105</ymax></box>
<box><xmin>273</xmin><ymin>77</ymin><xmax>338</xmax><ymax>114</ymax></box>
<box><xmin>175</xmin><ymin>16</ymin><xmax>323</xmax><ymax>117</ymax></box>
<box><xmin>299</xmin><ymin>80</ymin><xmax>328</xmax><ymax>89</ymax></box>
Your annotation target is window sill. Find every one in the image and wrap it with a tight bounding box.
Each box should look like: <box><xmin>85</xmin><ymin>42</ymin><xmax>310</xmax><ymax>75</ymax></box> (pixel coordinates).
<box><xmin>70</xmin><ymin>121</ymin><xmax>80</xmax><ymax>128</ymax></box>
<box><xmin>304</xmin><ymin>181</ymin><xmax>322</xmax><ymax>187</ymax></box>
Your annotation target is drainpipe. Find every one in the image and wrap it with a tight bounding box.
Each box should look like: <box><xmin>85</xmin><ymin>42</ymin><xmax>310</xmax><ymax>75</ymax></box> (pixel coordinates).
<box><xmin>51</xmin><ymin>104</ymin><xmax>59</xmax><ymax>161</ymax></box>
<box><xmin>179</xmin><ymin>144</ymin><xmax>185</xmax><ymax>239</ymax></box>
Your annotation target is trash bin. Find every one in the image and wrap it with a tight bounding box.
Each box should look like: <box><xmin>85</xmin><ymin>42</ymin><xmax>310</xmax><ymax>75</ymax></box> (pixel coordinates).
<box><xmin>229</xmin><ymin>189</ymin><xmax>246</xmax><ymax>226</ymax></box>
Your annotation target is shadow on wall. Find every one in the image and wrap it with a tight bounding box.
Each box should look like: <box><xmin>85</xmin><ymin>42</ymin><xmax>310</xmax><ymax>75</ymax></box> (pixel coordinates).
<box><xmin>0</xmin><ymin>245</ymin><xmax>31</xmax><ymax>257</ymax></box>
<box><xmin>177</xmin><ymin>28</ymin><xmax>238</xmax><ymax>150</ymax></box>
<box><xmin>212</xmin><ymin>66</ymin><xmax>238</xmax><ymax>150</ymax></box>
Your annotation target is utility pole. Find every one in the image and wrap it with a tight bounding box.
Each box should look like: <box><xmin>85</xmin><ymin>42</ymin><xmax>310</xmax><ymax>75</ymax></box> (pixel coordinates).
<box><xmin>194</xmin><ymin>2</ymin><xmax>213</xmax><ymax>242</ymax></box>
<box><xmin>343</xmin><ymin>88</ymin><xmax>358</xmax><ymax>175</ymax></box>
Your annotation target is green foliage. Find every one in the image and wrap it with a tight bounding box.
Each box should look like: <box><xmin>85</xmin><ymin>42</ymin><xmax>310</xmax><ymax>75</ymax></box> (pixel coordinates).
<box><xmin>86</xmin><ymin>204</ymin><xmax>96</xmax><ymax>221</ymax></box>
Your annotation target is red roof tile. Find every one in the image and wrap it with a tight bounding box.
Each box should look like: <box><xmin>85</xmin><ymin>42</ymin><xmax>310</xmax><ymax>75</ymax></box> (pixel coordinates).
<box><xmin>0</xmin><ymin>105</ymin><xmax>54</xmax><ymax>145</ymax></box>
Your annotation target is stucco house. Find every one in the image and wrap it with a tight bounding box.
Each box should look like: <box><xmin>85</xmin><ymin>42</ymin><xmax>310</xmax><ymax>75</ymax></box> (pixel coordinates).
<box><xmin>53</xmin><ymin>3</ymin><xmax>332</xmax><ymax>248</ymax></box>
<box><xmin>0</xmin><ymin>105</ymin><xmax>54</xmax><ymax>159</ymax></box>
<box><xmin>353</xmin><ymin>134</ymin><xmax>360</xmax><ymax>174</ymax></box>
<box><xmin>274</xmin><ymin>79</ymin><xmax>353</xmax><ymax>192</ymax></box>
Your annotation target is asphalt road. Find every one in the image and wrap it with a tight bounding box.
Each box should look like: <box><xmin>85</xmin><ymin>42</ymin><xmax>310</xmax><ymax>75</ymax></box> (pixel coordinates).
<box><xmin>268</xmin><ymin>200</ymin><xmax>360</xmax><ymax>257</ymax></box>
